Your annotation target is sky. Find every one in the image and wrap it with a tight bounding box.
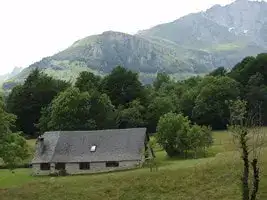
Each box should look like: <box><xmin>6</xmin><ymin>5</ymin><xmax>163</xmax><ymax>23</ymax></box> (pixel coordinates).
<box><xmin>0</xmin><ymin>0</ymin><xmax>235</xmax><ymax>75</ymax></box>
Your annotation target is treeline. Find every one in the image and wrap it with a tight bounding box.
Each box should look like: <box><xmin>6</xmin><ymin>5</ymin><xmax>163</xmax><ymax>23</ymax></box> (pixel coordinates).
<box><xmin>4</xmin><ymin>53</ymin><xmax>267</xmax><ymax>139</ymax></box>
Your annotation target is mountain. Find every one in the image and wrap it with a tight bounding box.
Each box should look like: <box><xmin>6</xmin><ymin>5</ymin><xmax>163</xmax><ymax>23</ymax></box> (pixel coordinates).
<box><xmin>0</xmin><ymin>67</ymin><xmax>23</xmax><ymax>91</ymax></box>
<box><xmin>138</xmin><ymin>0</ymin><xmax>267</xmax><ymax>48</ymax></box>
<box><xmin>204</xmin><ymin>0</ymin><xmax>267</xmax><ymax>47</ymax></box>
<box><xmin>137</xmin><ymin>0</ymin><xmax>266</xmax><ymax>63</ymax></box>
<box><xmin>8</xmin><ymin>0</ymin><xmax>267</xmax><ymax>87</ymax></box>
<box><xmin>13</xmin><ymin>31</ymin><xmax>219</xmax><ymax>84</ymax></box>
<box><xmin>0</xmin><ymin>67</ymin><xmax>23</xmax><ymax>82</ymax></box>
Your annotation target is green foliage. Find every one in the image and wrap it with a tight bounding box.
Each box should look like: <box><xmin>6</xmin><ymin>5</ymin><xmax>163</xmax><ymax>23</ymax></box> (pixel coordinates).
<box><xmin>6</xmin><ymin>53</ymin><xmax>267</xmax><ymax>137</ymax></box>
<box><xmin>208</xmin><ymin>67</ymin><xmax>227</xmax><ymax>77</ymax></box>
<box><xmin>153</xmin><ymin>72</ymin><xmax>171</xmax><ymax>90</ymax></box>
<box><xmin>102</xmin><ymin>66</ymin><xmax>145</xmax><ymax>107</ymax></box>
<box><xmin>179</xmin><ymin>88</ymin><xmax>199</xmax><ymax>120</ymax></box>
<box><xmin>189</xmin><ymin>125</ymin><xmax>213</xmax><ymax>156</ymax></box>
<box><xmin>229</xmin><ymin>54</ymin><xmax>267</xmax><ymax>86</ymax></box>
<box><xmin>75</xmin><ymin>71</ymin><xmax>102</xmax><ymax>92</ymax></box>
<box><xmin>229</xmin><ymin>54</ymin><xmax>267</xmax><ymax>125</ymax></box>
<box><xmin>38</xmin><ymin>105</ymin><xmax>53</xmax><ymax>134</ymax></box>
<box><xmin>156</xmin><ymin>112</ymin><xmax>191</xmax><ymax>157</ymax></box>
<box><xmin>192</xmin><ymin>76</ymin><xmax>241</xmax><ymax>129</ymax></box>
<box><xmin>6</xmin><ymin>69</ymin><xmax>70</xmax><ymax>136</ymax></box>
<box><xmin>156</xmin><ymin>112</ymin><xmax>213</xmax><ymax>157</ymax></box>
<box><xmin>116</xmin><ymin>100</ymin><xmax>145</xmax><ymax>128</ymax></box>
<box><xmin>228</xmin><ymin>99</ymin><xmax>248</xmax><ymax>126</ymax></box>
<box><xmin>0</xmin><ymin>96</ymin><xmax>29</xmax><ymax>170</ymax></box>
<box><xmin>146</xmin><ymin>96</ymin><xmax>175</xmax><ymax>133</ymax></box>
<box><xmin>38</xmin><ymin>87</ymin><xmax>116</xmax><ymax>132</ymax></box>
<box><xmin>245</xmin><ymin>73</ymin><xmax>267</xmax><ymax>121</ymax></box>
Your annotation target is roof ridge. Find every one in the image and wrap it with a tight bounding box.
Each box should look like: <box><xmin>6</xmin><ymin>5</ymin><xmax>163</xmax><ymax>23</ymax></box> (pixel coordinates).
<box><xmin>50</xmin><ymin>131</ymin><xmax>61</xmax><ymax>162</ymax></box>
<box><xmin>58</xmin><ymin>127</ymin><xmax>146</xmax><ymax>132</ymax></box>
<box><xmin>55</xmin><ymin>128</ymin><xmax>147</xmax><ymax>135</ymax></box>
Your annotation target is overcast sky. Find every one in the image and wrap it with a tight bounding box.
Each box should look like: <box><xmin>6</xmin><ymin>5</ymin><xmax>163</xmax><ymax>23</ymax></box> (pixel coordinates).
<box><xmin>0</xmin><ymin>0</ymin><xmax>235</xmax><ymax>75</ymax></box>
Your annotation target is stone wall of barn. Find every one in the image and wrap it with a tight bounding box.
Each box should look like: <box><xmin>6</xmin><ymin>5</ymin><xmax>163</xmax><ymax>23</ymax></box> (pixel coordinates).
<box><xmin>32</xmin><ymin>160</ymin><xmax>143</xmax><ymax>175</ymax></box>
<box><xmin>65</xmin><ymin>160</ymin><xmax>141</xmax><ymax>175</ymax></box>
<box><xmin>32</xmin><ymin>163</ymin><xmax>56</xmax><ymax>176</ymax></box>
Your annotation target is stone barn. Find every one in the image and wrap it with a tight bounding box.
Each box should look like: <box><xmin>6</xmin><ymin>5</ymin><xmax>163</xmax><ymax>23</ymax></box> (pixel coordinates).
<box><xmin>31</xmin><ymin>128</ymin><xmax>153</xmax><ymax>175</ymax></box>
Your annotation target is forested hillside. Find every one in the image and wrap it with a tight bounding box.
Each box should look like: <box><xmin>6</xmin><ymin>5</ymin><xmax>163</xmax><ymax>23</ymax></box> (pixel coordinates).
<box><xmin>3</xmin><ymin>53</ymin><xmax>267</xmax><ymax>139</ymax></box>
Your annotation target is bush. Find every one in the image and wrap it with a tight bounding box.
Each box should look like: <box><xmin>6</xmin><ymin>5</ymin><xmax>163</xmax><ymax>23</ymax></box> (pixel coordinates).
<box><xmin>0</xmin><ymin>163</ymin><xmax>32</xmax><ymax>169</ymax></box>
<box><xmin>156</xmin><ymin>112</ymin><xmax>213</xmax><ymax>158</ymax></box>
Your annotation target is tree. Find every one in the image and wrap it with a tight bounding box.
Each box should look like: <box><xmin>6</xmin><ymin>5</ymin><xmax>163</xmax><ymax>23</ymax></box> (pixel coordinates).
<box><xmin>178</xmin><ymin>76</ymin><xmax>207</xmax><ymax>120</ymax></box>
<box><xmin>229</xmin><ymin>54</ymin><xmax>267</xmax><ymax>86</ymax></box>
<box><xmin>0</xmin><ymin>95</ymin><xmax>29</xmax><ymax>170</ymax></box>
<box><xmin>189</xmin><ymin>124</ymin><xmax>213</xmax><ymax>158</ymax></box>
<box><xmin>6</xmin><ymin>69</ymin><xmax>70</xmax><ymax>136</ymax></box>
<box><xmin>229</xmin><ymin>56</ymin><xmax>256</xmax><ymax>84</ymax></box>
<box><xmin>179</xmin><ymin>88</ymin><xmax>199</xmax><ymax>120</ymax></box>
<box><xmin>75</xmin><ymin>71</ymin><xmax>101</xmax><ymax>92</ymax></box>
<box><xmin>116</xmin><ymin>100</ymin><xmax>145</xmax><ymax>128</ymax></box>
<box><xmin>146</xmin><ymin>96</ymin><xmax>175</xmax><ymax>133</ymax></box>
<box><xmin>245</xmin><ymin>73</ymin><xmax>267</xmax><ymax>125</ymax></box>
<box><xmin>153</xmin><ymin>72</ymin><xmax>171</xmax><ymax>90</ymax></box>
<box><xmin>38</xmin><ymin>104</ymin><xmax>53</xmax><ymax>134</ymax></box>
<box><xmin>101</xmin><ymin>66</ymin><xmax>145</xmax><ymax>107</ymax></box>
<box><xmin>156</xmin><ymin>112</ymin><xmax>212</xmax><ymax>157</ymax></box>
<box><xmin>157</xmin><ymin>80</ymin><xmax>184</xmax><ymax>112</ymax></box>
<box><xmin>38</xmin><ymin>87</ymin><xmax>116</xmax><ymax>132</ymax></box>
<box><xmin>228</xmin><ymin>99</ymin><xmax>263</xmax><ymax>200</ymax></box>
<box><xmin>192</xmin><ymin>76</ymin><xmax>241</xmax><ymax>129</ymax></box>
<box><xmin>208</xmin><ymin>67</ymin><xmax>227</xmax><ymax>77</ymax></box>
<box><xmin>156</xmin><ymin>112</ymin><xmax>191</xmax><ymax>157</ymax></box>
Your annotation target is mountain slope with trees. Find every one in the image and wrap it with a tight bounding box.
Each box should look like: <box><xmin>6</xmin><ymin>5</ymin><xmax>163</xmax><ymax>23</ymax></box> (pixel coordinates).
<box><xmin>5</xmin><ymin>53</ymin><xmax>267</xmax><ymax>138</ymax></box>
<box><xmin>6</xmin><ymin>0</ymin><xmax>267</xmax><ymax>88</ymax></box>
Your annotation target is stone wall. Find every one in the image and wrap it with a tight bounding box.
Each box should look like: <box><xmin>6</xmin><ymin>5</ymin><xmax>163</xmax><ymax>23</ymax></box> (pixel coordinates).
<box><xmin>32</xmin><ymin>163</ymin><xmax>52</xmax><ymax>176</ymax></box>
<box><xmin>32</xmin><ymin>160</ymin><xmax>142</xmax><ymax>176</ymax></box>
<box><xmin>65</xmin><ymin>160</ymin><xmax>140</xmax><ymax>174</ymax></box>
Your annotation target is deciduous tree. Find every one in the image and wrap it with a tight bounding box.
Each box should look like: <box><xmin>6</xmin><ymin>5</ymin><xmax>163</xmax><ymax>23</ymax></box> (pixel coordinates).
<box><xmin>156</xmin><ymin>112</ymin><xmax>212</xmax><ymax>157</ymax></box>
<box><xmin>0</xmin><ymin>95</ymin><xmax>29</xmax><ymax>170</ymax></box>
<box><xmin>38</xmin><ymin>87</ymin><xmax>116</xmax><ymax>132</ymax></box>
<box><xmin>101</xmin><ymin>66</ymin><xmax>145</xmax><ymax>107</ymax></box>
<box><xmin>6</xmin><ymin>69</ymin><xmax>70</xmax><ymax>136</ymax></box>
<box><xmin>75</xmin><ymin>71</ymin><xmax>101</xmax><ymax>92</ymax></box>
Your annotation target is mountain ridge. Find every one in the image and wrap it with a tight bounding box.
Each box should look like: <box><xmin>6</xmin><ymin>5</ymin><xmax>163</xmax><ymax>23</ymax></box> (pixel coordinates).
<box><xmin>0</xmin><ymin>67</ymin><xmax>23</xmax><ymax>82</ymax></box>
<box><xmin>7</xmin><ymin>0</ymin><xmax>267</xmax><ymax>87</ymax></box>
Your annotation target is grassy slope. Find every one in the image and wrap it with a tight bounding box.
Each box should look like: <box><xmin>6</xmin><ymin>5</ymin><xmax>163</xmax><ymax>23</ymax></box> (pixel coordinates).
<box><xmin>0</xmin><ymin>131</ymin><xmax>267</xmax><ymax>200</ymax></box>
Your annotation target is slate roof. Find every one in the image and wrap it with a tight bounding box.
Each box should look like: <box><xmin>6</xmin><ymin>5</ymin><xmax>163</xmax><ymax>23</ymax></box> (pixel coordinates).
<box><xmin>31</xmin><ymin>128</ymin><xmax>147</xmax><ymax>164</ymax></box>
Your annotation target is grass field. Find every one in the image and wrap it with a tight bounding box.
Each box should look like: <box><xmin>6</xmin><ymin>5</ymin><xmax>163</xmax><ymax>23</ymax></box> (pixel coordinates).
<box><xmin>209</xmin><ymin>43</ymin><xmax>244</xmax><ymax>52</ymax></box>
<box><xmin>0</xmin><ymin>130</ymin><xmax>267</xmax><ymax>200</ymax></box>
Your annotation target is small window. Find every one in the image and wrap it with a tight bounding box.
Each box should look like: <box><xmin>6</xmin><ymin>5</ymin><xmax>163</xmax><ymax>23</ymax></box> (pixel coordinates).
<box><xmin>79</xmin><ymin>162</ymin><xmax>90</xmax><ymax>170</ymax></box>
<box><xmin>106</xmin><ymin>161</ymin><xmax>119</xmax><ymax>167</ymax></box>
<box><xmin>55</xmin><ymin>163</ymin><xmax>66</xmax><ymax>170</ymax></box>
<box><xmin>40</xmin><ymin>163</ymin><xmax>50</xmax><ymax>170</ymax></box>
<box><xmin>90</xmin><ymin>145</ymin><xmax>96</xmax><ymax>152</ymax></box>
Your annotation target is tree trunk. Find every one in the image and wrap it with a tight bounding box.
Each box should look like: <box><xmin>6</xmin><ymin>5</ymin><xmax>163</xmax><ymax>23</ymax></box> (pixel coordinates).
<box><xmin>240</xmin><ymin>131</ymin><xmax>250</xmax><ymax>200</ymax></box>
<box><xmin>203</xmin><ymin>147</ymin><xmax>206</xmax><ymax>158</ymax></box>
<box><xmin>250</xmin><ymin>159</ymin><xmax>260</xmax><ymax>200</ymax></box>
